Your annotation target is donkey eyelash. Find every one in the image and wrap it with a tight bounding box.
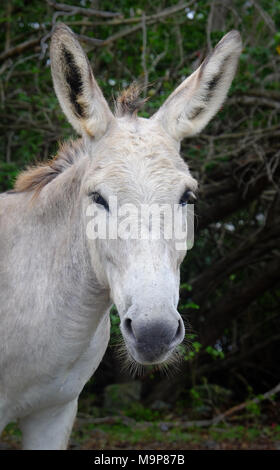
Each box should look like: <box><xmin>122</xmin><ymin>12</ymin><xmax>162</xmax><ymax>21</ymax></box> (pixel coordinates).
<box><xmin>90</xmin><ymin>192</ymin><xmax>109</xmax><ymax>211</ymax></box>
<box><xmin>179</xmin><ymin>190</ymin><xmax>196</xmax><ymax>206</ymax></box>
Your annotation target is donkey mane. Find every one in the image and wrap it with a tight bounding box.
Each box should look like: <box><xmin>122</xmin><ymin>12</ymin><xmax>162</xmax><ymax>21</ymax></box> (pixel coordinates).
<box><xmin>13</xmin><ymin>83</ymin><xmax>147</xmax><ymax>197</ymax></box>
<box><xmin>14</xmin><ymin>138</ymin><xmax>84</xmax><ymax>196</ymax></box>
<box><xmin>115</xmin><ymin>82</ymin><xmax>148</xmax><ymax>117</ymax></box>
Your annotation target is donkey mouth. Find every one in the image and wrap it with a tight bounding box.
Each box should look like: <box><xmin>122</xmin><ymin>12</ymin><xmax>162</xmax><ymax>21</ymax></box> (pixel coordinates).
<box><xmin>123</xmin><ymin>337</ymin><xmax>177</xmax><ymax>365</ymax></box>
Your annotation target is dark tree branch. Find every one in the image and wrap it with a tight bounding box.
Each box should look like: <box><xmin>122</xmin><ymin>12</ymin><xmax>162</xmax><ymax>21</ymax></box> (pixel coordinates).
<box><xmin>186</xmin><ymin>218</ymin><xmax>280</xmax><ymax>306</ymax></box>
<box><xmin>76</xmin><ymin>1</ymin><xmax>196</xmax><ymax>48</ymax></box>
<box><xmin>200</xmin><ymin>258</ymin><xmax>280</xmax><ymax>346</ymax></box>
<box><xmin>47</xmin><ymin>1</ymin><xmax>121</xmax><ymax>18</ymax></box>
<box><xmin>0</xmin><ymin>37</ymin><xmax>40</xmax><ymax>62</ymax></box>
<box><xmin>196</xmin><ymin>174</ymin><xmax>270</xmax><ymax>231</ymax></box>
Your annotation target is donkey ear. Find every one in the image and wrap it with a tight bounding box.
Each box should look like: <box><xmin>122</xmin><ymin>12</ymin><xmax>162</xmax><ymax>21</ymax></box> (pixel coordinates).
<box><xmin>50</xmin><ymin>23</ymin><xmax>114</xmax><ymax>139</ymax></box>
<box><xmin>152</xmin><ymin>31</ymin><xmax>242</xmax><ymax>142</ymax></box>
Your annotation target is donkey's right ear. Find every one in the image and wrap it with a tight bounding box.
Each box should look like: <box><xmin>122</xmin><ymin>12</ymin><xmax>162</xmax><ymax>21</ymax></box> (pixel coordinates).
<box><xmin>50</xmin><ymin>23</ymin><xmax>114</xmax><ymax>139</ymax></box>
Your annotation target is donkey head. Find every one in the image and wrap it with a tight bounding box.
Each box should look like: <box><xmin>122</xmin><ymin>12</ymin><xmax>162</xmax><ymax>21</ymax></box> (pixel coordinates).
<box><xmin>50</xmin><ymin>24</ymin><xmax>242</xmax><ymax>366</ymax></box>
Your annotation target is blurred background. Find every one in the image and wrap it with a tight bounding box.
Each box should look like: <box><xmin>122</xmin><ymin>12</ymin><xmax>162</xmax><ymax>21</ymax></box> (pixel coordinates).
<box><xmin>0</xmin><ymin>0</ymin><xmax>280</xmax><ymax>450</ymax></box>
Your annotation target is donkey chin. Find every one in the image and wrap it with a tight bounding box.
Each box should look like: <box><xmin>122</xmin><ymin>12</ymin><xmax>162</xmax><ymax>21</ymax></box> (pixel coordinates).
<box><xmin>120</xmin><ymin>307</ymin><xmax>185</xmax><ymax>366</ymax></box>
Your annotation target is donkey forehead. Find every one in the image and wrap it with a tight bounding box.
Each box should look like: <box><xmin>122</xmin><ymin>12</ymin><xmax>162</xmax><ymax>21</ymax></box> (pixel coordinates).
<box><xmin>95</xmin><ymin>116</ymin><xmax>180</xmax><ymax>157</ymax></box>
<box><xmin>86</xmin><ymin>117</ymin><xmax>197</xmax><ymax>195</ymax></box>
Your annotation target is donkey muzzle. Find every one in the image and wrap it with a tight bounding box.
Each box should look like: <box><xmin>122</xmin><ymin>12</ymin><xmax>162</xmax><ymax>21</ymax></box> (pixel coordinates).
<box><xmin>121</xmin><ymin>307</ymin><xmax>185</xmax><ymax>364</ymax></box>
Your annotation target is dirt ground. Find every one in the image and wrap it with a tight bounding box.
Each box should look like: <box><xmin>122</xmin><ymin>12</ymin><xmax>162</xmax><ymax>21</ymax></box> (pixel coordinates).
<box><xmin>1</xmin><ymin>403</ymin><xmax>280</xmax><ymax>451</ymax></box>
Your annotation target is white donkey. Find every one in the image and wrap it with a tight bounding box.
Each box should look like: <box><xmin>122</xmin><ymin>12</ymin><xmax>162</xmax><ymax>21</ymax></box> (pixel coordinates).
<box><xmin>0</xmin><ymin>24</ymin><xmax>241</xmax><ymax>449</ymax></box>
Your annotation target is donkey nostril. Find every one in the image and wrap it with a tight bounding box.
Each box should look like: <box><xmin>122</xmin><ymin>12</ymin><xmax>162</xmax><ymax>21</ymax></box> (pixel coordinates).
<box><xmin>172</xmin><ymin>319</ymin><xmax>183</xmax><ymax>344</ymax></box>
<box><xmin>124</xmin><ymin>318</ymin><xmax>132</xmax><ymax>332</ymax></box>
<box><xmin>123</xmin><ymin>318</ymin><xmax>135</xmax><ymax>340</ymax></box>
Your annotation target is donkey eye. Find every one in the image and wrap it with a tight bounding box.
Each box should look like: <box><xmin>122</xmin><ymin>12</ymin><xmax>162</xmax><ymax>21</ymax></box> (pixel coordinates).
<box><xmin>179</xmin><ymin>190</ymin><xmax>196</xmax><ymax>206</ymax></box>
<box><xmin>91</xmin><ymin>192</ymin><xmax>109</xmax><ymax>211</ymax></box>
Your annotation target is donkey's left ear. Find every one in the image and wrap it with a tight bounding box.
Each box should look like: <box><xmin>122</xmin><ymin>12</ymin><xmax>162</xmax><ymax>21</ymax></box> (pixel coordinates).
<box><xmin>50</xmin><ymin>23</ymin><xmax>114</xmax><ymax>139</ymax></box>
<box><xmin>152</xmin><ymin>31</ymin><xmax>242</xmax><ymax>142</ymax></box>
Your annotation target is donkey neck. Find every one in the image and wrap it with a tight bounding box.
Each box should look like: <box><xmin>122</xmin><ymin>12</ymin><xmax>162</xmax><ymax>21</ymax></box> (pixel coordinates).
<box><xmin>13</xmin><ymin>161</ymin><xmax>111</xmax><ymax>348</ymax></box>
<box><xmin>42</xmin><ymin>168</ymin><xmax>111</xmax><ymax>339</ymax></box>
